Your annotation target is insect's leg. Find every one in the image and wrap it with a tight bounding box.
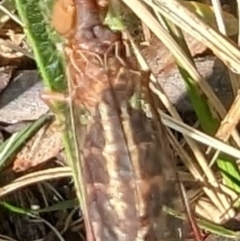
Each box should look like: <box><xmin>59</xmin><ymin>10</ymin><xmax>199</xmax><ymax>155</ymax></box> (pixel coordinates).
<box><xmin>40</xmin><ymin>90</ymin><xmax>70</xmax><ymax>109</ymax></box>
<box><xmin>115</xmin><ymin>41</ymin><xmax>127</xmax><ymax>66</ymax></box>
<box><xmin>102</xmin><ymin>41</ymin><xmax>125</xmax><ymax>68</ymax></box>
<box><xmin>40</xmin><ymin>90</ymin><xmax>71</xmax><ymax>130</ymax></box>
<box><xmin>40</xmin><ymin>53</ymin><xmax>77</xmax><ymax>110</ymax></box>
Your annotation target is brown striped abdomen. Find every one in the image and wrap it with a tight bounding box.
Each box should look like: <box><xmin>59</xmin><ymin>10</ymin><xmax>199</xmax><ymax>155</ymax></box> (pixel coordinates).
<box><xmin>59</xmin><ymin>2</ymin><xmax>184</xmax><ymax>239</ymax></box>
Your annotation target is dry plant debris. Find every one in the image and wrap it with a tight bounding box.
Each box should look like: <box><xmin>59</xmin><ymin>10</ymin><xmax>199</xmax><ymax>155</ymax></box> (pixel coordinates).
<box><xmin>12</xmin><ymin>117</ymin><xmax>63</xmax><ymax>172</ymax></box>
<box><xmin>1</xmin><ymin>0</ymin><xmax>240</xmax><ymax>241</ymax></box>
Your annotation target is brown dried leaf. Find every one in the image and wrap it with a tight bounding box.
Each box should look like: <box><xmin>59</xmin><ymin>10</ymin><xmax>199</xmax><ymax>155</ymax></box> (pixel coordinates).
<box><xmin>182</xmin><ymin>1</ymin><xmax>238</xmax><ymax>56</ymax></box>
<box><xmin>142</xmin><ymin>1</ymin><xmax>238</xmax><ymax>75</ymax></box>
<box><xmin>0</xmin><ymin>120</ymin><xmax>33</xmax><ymax>134</ymax></box>
<box><xmin>13</xmin><ymin>119</ymin><xmax>63</xmax><ymax>172</ymax></box>
<box><xmin>0</xmin><ymin>66</ymin><xmax>14</xmax><ymax>93</ymax></box>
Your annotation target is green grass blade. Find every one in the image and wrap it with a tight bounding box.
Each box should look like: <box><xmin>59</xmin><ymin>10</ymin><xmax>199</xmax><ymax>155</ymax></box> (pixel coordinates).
<box><xmin>0</xmin><ymin>201</ymin><xmax>35</xmax><ymax>217</ymax></box>
<box><xmin>0</xmin><ymin>199</ymin><xmax>78</xmax><ymax>215</ymax></box>
<box><xmin>13</xmin><ymin>0</ymin><xmax>65</xmax><ymax>91</ymax></box>
<box><xmin>164</xmin><ymin>206</ymin><xmax>240</xmax><ymax>239</ymax></box>
<box><xmin>0</xmin><ymin>114</ymin><xmax>51</xmax><ymax>171</ymax></box>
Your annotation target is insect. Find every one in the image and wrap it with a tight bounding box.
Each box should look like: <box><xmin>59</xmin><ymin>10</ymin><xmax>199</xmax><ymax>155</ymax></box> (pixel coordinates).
<box><xmin>43</xmin><ymin>0</ymin><xmax>186</xmax><ymax>240</ymax></box>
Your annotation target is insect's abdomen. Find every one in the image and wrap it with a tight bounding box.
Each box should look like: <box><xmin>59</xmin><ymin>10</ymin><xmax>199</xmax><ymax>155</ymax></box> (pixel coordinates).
<box><xmin>79</xmin><ymin>58</ymin><xmax>183</xmax><ymax>241</ymax></box>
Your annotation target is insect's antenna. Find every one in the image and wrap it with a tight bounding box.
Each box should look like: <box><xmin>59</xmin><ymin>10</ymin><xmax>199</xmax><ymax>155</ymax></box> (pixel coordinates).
<box><xmin>179</xmin><ymin>182</ymin><xmax>203</xmax><ymax>241</ymax></box>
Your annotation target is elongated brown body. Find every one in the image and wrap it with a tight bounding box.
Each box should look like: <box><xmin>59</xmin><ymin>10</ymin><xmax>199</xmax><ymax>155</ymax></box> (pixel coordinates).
<box><xmin>53</xmin><ymin>0</ymin><xmax>184</xmax><ymax>240</ymax></box>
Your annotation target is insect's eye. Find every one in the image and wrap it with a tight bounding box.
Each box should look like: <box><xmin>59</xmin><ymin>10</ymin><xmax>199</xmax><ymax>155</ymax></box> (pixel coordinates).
<box><xmin>51</xmin><ymin>0</ymin><xmax>76</xmax><ymax>36</ymax></box>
